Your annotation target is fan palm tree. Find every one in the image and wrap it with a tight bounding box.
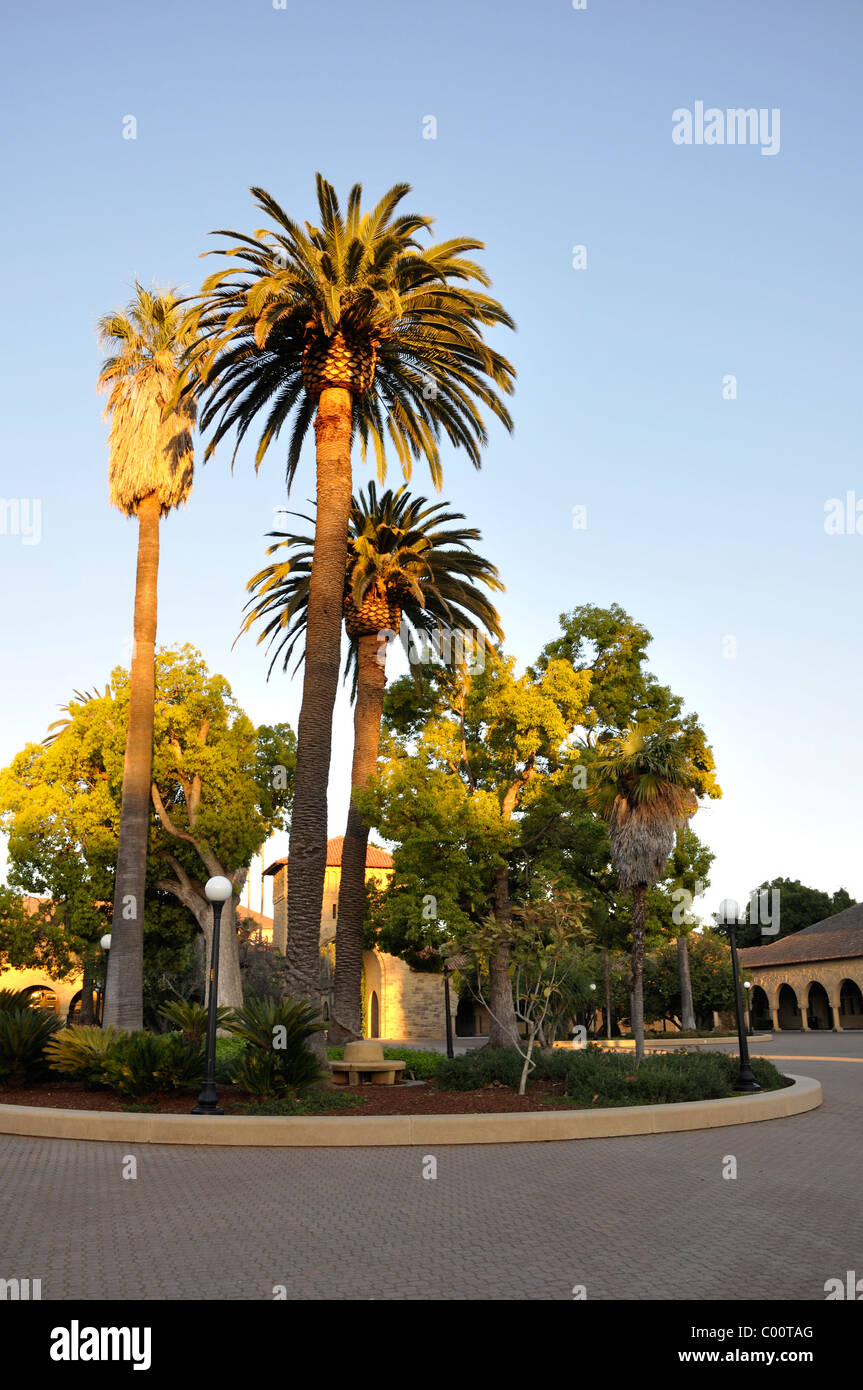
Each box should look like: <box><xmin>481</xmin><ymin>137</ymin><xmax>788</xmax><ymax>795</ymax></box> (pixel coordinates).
<box><xmin>588</xmin><ymin>717</ymin><xmax>699</xmax><ymax>1059</ymax></box>
<box><xmin>241</xmin><ymin>482</ymin><xmax>504</xmax><ymax>1040</ymax></box>
<box><xmin>180</xmin><ymin>175</ymin><xmax>515</xmax><ymax>1016</ymax></box>
<box><xmin>98</xmin><ymin>283</ymin><xmax>198</xmax><ymax>1030</ymax></box>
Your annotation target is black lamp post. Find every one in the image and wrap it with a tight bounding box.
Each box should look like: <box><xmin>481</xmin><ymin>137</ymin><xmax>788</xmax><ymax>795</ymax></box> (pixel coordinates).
<box><xmin>99</xmin><ymin>933</ymin><xmax>111</xmax><ymax>1027</ymax></box>
<box><xmin>443</xmin><ymin>964</ymin><xmax>455</xmax><ymax>1060</ymax></box>
<box><xmin>718</xmin><ymin>898</ymin><xmax>760</xmax><ymax>1093</ymax></box>
<box><xmin>192</xmin><ymin>876</ymin><xmax>233</xmax><ymax>1116</ymax></box>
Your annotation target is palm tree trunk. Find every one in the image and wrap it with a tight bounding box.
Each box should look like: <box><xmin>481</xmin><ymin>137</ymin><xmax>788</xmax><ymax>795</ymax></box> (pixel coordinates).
<box><xmin>487</xmin><ymin>866</ymin><xmax>521</xmax><ymax>1047</ymax></box>
<box><xmin>677</xmin><ymin>932</ymin><xmax>696</xmax><ymax>1030</ymax></box>
<box><xmin>330</xmin><ymin>632</ymin><xmax>386</xmax><ymax>1043</ymax></box>
<box><xmin>78</xmin><ymin>945</ymin><xmax>98</xmax><ymax>1026</ymax></box>
<box><xmin>604</xmin><ymin>946</ymin><xmax>612</xmax><ymax>1040</ymax></box>
<box><xmin>104</xmin><ymin>493</ymin><xmax>160</xmax><ymax>1030</ymax></box>
<box><xmin>630</xmin><ymin>883</ymin><xmax>647</xmax><ymax>1059</ymax></box>
<box><xmin>285</xmin><ymin>387</ymin><xmax>352</xmax><ymax>1047</ymax></box>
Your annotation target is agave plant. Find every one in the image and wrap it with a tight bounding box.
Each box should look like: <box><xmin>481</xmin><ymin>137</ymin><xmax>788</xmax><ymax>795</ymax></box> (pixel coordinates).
<box><xmin>45</xmin><ymin>1025</ymin><xmax>124</xmax><ymax>1087</ymax></box>
<box><xmin>223</xmin><ymin>996</ymin><xmax>324</xmax><ymax>1090</ymax></box>
<box><xmin>158</xmin><ymin>999</ymin><xmax>232</xmax><ymax>1044</ymax></box>
<box><xmin>0</xmin><ymin>1008</ymin><xmax>61</xmax><ymax>1087</ymax></box>
<box><xmin>0</xmin><ymin>989</ymin><xmax>33</xmax><ymax>1013</ymax></box>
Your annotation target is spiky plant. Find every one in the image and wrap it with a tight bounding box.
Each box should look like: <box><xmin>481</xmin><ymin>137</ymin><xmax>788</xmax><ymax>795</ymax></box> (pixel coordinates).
<box><xmin>179</xmin><ymin>175</ymin><xmax>515</xmax><ymax>1021</ymax></box>
<box><xmin>589</xmin><ymin>717</ymin><xmax>700</xmax><ymax>1059</ymax></box>
<box><xmin>97</xmin><ymin>283</ymin><xmax>199</xmax><ymax>1031</ymax></box>
<box><xmin>240</xmin><ymin>483</ymin><xmax>504</xmax><ymax>1041</ymax></box>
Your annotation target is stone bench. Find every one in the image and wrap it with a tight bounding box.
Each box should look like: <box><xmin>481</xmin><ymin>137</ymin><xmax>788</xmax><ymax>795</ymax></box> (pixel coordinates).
<box><xmin>329</xmin><ymin>1041</ymin><xmax>406</xmax><ymax>1087</ymax></box>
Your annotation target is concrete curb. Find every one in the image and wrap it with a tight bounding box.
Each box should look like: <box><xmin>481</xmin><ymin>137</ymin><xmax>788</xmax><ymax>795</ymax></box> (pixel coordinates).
<box><xmin>0</xmin><ymin>1074</ymin><xmax>820</xmax><ymax>1147</ymax></box>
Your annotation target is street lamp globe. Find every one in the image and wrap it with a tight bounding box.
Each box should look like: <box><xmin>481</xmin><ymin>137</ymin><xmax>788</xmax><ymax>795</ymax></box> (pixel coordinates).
<box><xmin>717</xmin><ymin>898</ymin><xmax>740</xmax><ymax>926</ymax></box>
<box><xmin>205</xmin><ymin>876</ymin><xmax>233</xmax><ymax>904</ymax></box>
<box><xmin>100</xmin><ymin>934</ymin><xmax>112</xmax><ymax>951</ymax></box>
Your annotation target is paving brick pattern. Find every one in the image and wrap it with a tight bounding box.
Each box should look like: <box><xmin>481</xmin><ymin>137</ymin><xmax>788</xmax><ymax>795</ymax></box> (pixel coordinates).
<box><xmin>1</xmin><ymin>1033</ymin><xmax>860</xmax><ymax>1301</ymax></box>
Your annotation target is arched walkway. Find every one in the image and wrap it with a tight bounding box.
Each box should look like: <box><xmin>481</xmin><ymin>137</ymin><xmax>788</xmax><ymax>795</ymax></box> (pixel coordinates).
<box><xmin>750</xmin><ymin>985</ymin><xmax>771</xmax><ymax>1031</ymax></box>
<box><xmin>777</xmin><ymin>983</ymin><xmax>802</xmax><ymax>1030</ymax></box>
<box><xmin>22</xmin><ymin>985</ymin><xmax>59</xmax><ymax>1014</ymax></box>
<box><xmin>839</xmin><ymin>979</ymin><xmax>863</xmax><ymax>1030</ymax></box>
<box><xmin>806</xmin><ymin>981</ymin><xmax>833</xmax><ymax>1030</ymax></box>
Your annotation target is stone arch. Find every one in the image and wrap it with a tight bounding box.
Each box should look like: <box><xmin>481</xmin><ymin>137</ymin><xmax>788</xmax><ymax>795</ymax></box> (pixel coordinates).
<box><xmin>839</xmin><ymin>978</ymin><xmax>863</xmax><ymax>1029</ymax></box>
<box><xmin>777</xmin><ymin>983</ymin><xmax>802</xmax><ymax>1030</ymax></box>
<box><xmin>749</xmin><ymin>985</ymin><xmax>771</xmax><ymax>1031</ymax></box>
<box><xmin>805</xmin><ymin>980</ymin><xmax>833</xmax><ymax>1030</ymax></box>
<box><xmin>21</xmin><ymin>985</ymin><xmax>59</xmax><ymax>1014</ymax></box>
<box><xmin>362</xmin><ymin>950</ymin><xmax>383</xmax><ymax>1039</ymax></box>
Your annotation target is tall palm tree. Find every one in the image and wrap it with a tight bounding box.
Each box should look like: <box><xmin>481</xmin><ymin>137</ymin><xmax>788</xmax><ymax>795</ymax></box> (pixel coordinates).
<box><xmin>98</xmin><ymin>284</ymin><xmax>197</xmax><ymax>1030</ymax></box>
<box><xmin>241</xmin><ymin>482</ymin><xmax>504</xmax><ymax>1040</ymax></box>
<box><xmin>180</xmin><ymin>175</ymin><xmax>515</xmax><ymax>1018</ymax></box>
<box><xmin>589</xmin><ymin>718</ymin><xmax>699</xmax><ymax>1059</ymax></box>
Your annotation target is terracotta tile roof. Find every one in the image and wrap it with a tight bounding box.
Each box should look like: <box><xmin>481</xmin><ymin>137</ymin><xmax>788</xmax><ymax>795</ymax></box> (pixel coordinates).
<box><xmin>264</xmin><ymin>835</ymin><xmax>393</xmax><ymax>876</ymax></box>
<box><xmin>235</xmin><ymin>906</ymin><xmax>274</xmax><ymax>931</ymax></box>
<box><xmin>739</xmin><ymin>901</ymin><xmax>863</xmax><ymax>967</ymax></box>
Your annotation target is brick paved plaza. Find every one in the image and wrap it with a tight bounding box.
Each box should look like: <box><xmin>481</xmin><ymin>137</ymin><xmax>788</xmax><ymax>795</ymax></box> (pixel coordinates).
<box><xmin>1</xmin><ymin>1033</ymin><xmax>860</xmax><ymax>1301</ymax></box>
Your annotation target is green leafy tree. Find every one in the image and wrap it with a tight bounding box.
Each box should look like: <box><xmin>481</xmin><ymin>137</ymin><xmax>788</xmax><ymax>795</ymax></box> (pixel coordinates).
<box><xmin>735</xmin><ymin>877</ymin><xmax>857</xmax><ymax>947</ymax></box>
<box><xmin>181</xmin><ymin>175</ymin><xmax>515</xmax><ymax>1028</ymax></box>
<box><xmin>0</xmin><ymin>649</ymin><xmax>296</xmax><ymax>1011</ymax></box>
<box><xmin>360</xmin><ymin>647</ymin><xmax>591</xmax><ymax>1045</ymax></box>
<box><xmin>241</xmin><ymin>482</ymin><xmax>503</xmax><ymax>1042</ymax></box>
<box><xmin>99</xmin><ymin>283</ymin><xmax>199</xmax><ymax>1030</ymax></box>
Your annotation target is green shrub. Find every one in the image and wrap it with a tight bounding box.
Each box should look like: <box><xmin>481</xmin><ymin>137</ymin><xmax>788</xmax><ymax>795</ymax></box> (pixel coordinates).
<box><xmin>563</xmin><ymin>1047</ymin><xmax>786</xmax><ymax>1107</ymax></box>
<box><xmin>231</xmin><ymin>1050</ymin><xmax>293</xmax><ymax>1098</ymax></box>
<box><xmin>232</xmin><ymin>1091</ymin><xmax>364</xmax><ymax>1116</ymax></box>
<box><xmin>102</xmin><ymin>1031</ymin><xmax>203</xmax><ymax>1099</ymax></box>
<box><xmin>530</xmin><ymin>1048</ymin><xmax>581</xmax><ymax>1083</ymax></box>
<box><xmin>45</xmin><ymin>1025</ymin><xmax>124</xmax><ymax>1087</ymax></box>
<box><xmin>224</xmin><ymin>996</ymin><xmax>324</xmax><ymax>1093</ymax></box>
<box><xmin>158</xmin><ymin>999</ymin><xmax>232</xmax><ymax>1044</ymax></box>
<box><xmin>214</xmin><ymin>1036</ymin><xmax>246</xmax><ymax>1083</ymax></box>
<box><xmin>0</xmin><ymin>1008</ymin><xmax>62</xmax><ymax>1087</ymax></box>
<box><xmin>383</xmin><ymin>1047</ymin><xmax>447</xmax><ymax>1080</ymax></box>
<box><xmin>436</xmin><ymin>1047</ymin><xmax>525</xmax><ymax>1091</ymax></box>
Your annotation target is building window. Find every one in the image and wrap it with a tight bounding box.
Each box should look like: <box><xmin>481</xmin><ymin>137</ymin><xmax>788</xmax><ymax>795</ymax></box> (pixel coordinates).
<box><xmin>332</xmin><ymin>903</ymin><xmax>337</xmax><ymax>919</ymax></box>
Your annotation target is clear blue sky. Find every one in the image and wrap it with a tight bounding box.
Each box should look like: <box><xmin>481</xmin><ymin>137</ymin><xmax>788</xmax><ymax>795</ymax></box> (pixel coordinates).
<box><xmin>1</xmin><ymin>0</ymin><xmax>861</xmax><ymax>923</ymax></box>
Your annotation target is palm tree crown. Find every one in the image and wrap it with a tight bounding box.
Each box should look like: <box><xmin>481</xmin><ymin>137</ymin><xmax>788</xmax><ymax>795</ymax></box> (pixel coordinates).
<box><xmin>179</xmin><ymin>175</ymin><xmax>515</xmax><ymax>486</ymax></box>
<box><xmin>240</xmin><ymin>482</ymin><xmax>505</xmax><ymax>679</ymax></box>
<box><xmin>589</xmin><ymin>719</ymin><xmax>699</xmax><ymax>888</ymax></box>
<box><xmin>98</xmin><ymin>282</ymin><xmax>197</xmax><ymax>516</ymax></box>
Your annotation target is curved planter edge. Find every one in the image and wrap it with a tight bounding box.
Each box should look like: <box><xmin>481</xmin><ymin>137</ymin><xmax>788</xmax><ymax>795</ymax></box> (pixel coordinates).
<box><xmin>0</xmin><ymin>1073</ymin><xmax>821</xmax><ymax>1147</ymax></box>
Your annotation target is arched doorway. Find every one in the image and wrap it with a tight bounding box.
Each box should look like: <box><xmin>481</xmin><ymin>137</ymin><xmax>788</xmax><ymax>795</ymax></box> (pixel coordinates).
<box><xmin>369</xmin><ymin>990</ymin><xmax>380</xmax><ymax>1039</ymax></box>
<box><xmin>750</xmin><ymin>985</ymin><xmax>771</xmax><ymax>1031</ymax></box>
<box><xmin>777</xmin><ymin>984</ymin><xmax>801</xmax><ymax>1030</ymax></box>
<box><xmin>839</xmin><ymin>979</ymin><xmax>863</xmax><ymax>1029</ymax></box>
<box><xmin>22</xmin><ymin>986</ymin><xmax>58</xmax><ymax>1014</ymax></box>
<box><xmin>807</xmin><ymin>982</ymin><xmax>832</xmax><ymax>1030</ymax></box>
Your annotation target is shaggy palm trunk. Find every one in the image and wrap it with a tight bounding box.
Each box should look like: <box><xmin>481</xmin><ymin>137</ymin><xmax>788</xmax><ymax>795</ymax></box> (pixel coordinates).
<box><xmin>487</xmin><ymin>866</ymin><xmax>521</xmax><ymax>1047</ymax></box>
<box><xmin>630</xmin><ymin>883</ymin><xmax>647</xmax><ymax>1059</ymax></box>
<box><xmin>78</xmin><ymin>945</ymin><xmax>98</xmax><ymax>1026</ymax></box>
<box><xmin>104</xmin><ymin>493</ymin><xmax>160</xmax><ymax>1030</ymax></box>
<box><xmin>285</xmin><ymin>387</ymin><xmax>352</xmax><ymax>1050</ymax></box>
<box><xmin>331</xmin><ymin>632</ymin><xmax>386</xmax><ymax>1043</ymax></box>
<box><xmin>677</xmin><ymin>933</ymin><xmax>696</xmax><ymax>1030</ymax></box>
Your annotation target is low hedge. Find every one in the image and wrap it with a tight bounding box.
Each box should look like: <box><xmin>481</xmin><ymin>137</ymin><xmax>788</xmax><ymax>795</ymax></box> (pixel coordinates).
<box><xmin>563</xmin><ymin>1047</ymin><xmax>785</xmax><ymax>1107</ymax></box>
